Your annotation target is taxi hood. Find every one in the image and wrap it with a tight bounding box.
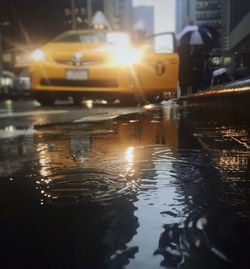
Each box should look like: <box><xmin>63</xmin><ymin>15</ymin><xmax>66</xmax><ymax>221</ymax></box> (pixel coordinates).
<box><xmin>42</xmin><ymin>43</ymin><xmax>111</xmax><ymax>62</ymax></box>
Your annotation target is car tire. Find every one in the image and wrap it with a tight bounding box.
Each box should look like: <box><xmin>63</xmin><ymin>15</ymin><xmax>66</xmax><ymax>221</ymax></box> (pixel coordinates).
<box><xmin>119</xmin><ymin>95</ymin><xmax>138</xmax><ymax>106</ymax></box>
<box><xmin>73</xmin><ymin>97</ymin><xmax>83</xmax><ymax>105</ymax></box>
<box><xmin>36</xmin><ymin>96</ymin><xmax>55</xmax><ymax>106</ymax></box>
<box><xmin>147</xmin><ymin>93</ymin><xmax>163</xmax><ymax>104</ymax></box>
<box><xmin>104</xmin><ymin>97</ymin><xmax>116</xmax><ymax>104</ymax></box>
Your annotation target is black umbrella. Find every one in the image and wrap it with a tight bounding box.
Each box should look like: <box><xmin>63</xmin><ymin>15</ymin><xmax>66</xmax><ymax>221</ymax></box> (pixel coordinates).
<box><xmin>199</xmin><ymin>24</ymin><xmax>218</xmax><ymax>47</ymax></box>
<box><xmin>177</xmin><ymin>25</ymin><xmax>217</xmax><ymax>51</ymax></box>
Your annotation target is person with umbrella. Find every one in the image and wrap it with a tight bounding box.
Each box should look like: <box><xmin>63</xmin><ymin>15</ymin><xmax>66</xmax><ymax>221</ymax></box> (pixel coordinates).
<box><xmin>176</xmin><ymin>22</ymin><xmax>217</xmax><ymax>96</ymax></box>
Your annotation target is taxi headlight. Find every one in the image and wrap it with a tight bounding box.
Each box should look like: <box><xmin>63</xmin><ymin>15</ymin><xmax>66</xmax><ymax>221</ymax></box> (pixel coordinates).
<box><xmin>112</xmin><ymin>46</ymin><xmax>142</xmax><ymax>65</ymax></box>
<box><xmin>32</xmin><ymin>49</ymin><xmax>45</xmax><ymax>61</ymax></box>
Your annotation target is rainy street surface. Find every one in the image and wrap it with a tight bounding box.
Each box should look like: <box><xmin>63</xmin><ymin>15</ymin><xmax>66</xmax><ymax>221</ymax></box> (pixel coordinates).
<box><xmin>0</xmin><ymin>99</ymin><xmax>250</xmax><ymax>269</ymax></box>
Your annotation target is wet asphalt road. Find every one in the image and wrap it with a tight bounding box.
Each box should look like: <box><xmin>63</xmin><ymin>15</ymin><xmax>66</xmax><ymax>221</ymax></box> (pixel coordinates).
<box><xmin>0</xmin><ymin>99</ymin><xmax>250</xmax><ymax>269</ymax></box>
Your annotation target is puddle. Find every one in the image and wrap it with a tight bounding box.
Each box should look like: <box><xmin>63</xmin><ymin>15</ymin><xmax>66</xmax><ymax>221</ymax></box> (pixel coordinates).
<box><xmin>0</xmin><ymin>105</ymin><xmax>249</xmax><ymax>269</ymax></box>
<box><xmin>0</xmin><ymin>110</ymin><xmax>67</xmax><ymax>118</ymax></box>
<box><xmin>0</xmin><ymin>125</ymin><xmax>35</xmax><ymax>139</ymax></box>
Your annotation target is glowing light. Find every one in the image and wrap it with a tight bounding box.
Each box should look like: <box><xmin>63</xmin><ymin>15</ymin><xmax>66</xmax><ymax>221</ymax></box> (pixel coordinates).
<box><xmin>125</xmin><ymin>147</ymin><xmax>135</xmax><ymax>165</ymax></box>
<box><xmin>112</xmin><ymin>46</ymin><xmax>143</xmax><ymax>65</ymax></box>
<box><xmin>4</xmin><ymin>99</ymin><xmax>12</xmax><ymax>109</ymax></box>
<box><xmin>107</xmin><ymin>32</ymin><xmax>130</xmax><ymax>46</ymax></box>
<box><xmin>1</xmin><ymin>77</ymin><xmax>12</xmax><ymax>87</ymax></box>
<box><xmin>37</xmin><ymin>143</ymin><xmax>52</xmax><ymax>177</ymax></box>
<box><xmin>93</xmin><ymin>24</ymin><xmax>105</xmax><ymax>30</ymax></box>
<box><xmin>84</xmin><ymin>99</ymin><xmax>94</xmax><ymax>109</ymax></box>
<box><xmin>5</xmin><ymin>126</ymin><xmax>15</xmax><ymax>132</ymax></box>
<box><xmin>144</xmin><ymin>104</ymin><xmax>155</xmax><ymax>110</ymax></box>
<box><xmin>105</xmin><ymin>32</ymin><xmax>144</xmax><ymax>65</ymax></box>
<box><xmin>32</xmin><ymin>49</ymin><xmax>45</xmax><ymax>61</ymax></box>
<box><xmin>125</xmin><ymin>147</ymin><xmax>136</xmax><ymax>177</ymax></box>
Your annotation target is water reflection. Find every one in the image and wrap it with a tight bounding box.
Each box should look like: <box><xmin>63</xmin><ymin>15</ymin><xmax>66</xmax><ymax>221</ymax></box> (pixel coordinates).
<box><xmin>0</xmin><ymin>103</ymin><xmax>250</xmax><ymax>268</ymax></box>
<box><xmin>0</xmin><ymin>134</ymin><xmax>35</xmax><ymax>176</ymax></box>
<box><xmin>169</xmin><ymin>106</ymin><xmax>250</xmax><ymax>269</ymax></box>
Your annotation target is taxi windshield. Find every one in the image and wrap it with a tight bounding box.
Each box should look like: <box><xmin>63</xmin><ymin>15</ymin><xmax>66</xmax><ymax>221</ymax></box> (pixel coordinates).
<box><xmin>52</xmin><ymin>32</ymin><xmax>107</xmax><ymax>43</ymax></box>
<box><xmin>51</xmin><ymin>32</ymin><xmax>131</xmax><ymax>45</ymax></box>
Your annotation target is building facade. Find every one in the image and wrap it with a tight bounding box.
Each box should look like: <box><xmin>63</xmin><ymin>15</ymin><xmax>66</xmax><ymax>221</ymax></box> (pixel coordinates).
<box><xmin>0</xmin><ymin>0</ymin><xmax>72</xmax><ymax>48</ymax></box>
<box><xmin>103</xmin><ymin>0</ymin><xmax>133</xmax><ymax>32</ymax></box>
<box><xmin>221</xmin><ymin>0</ymin><xmax>250</xmax><ymax>65</ymax></box>
<box><xmin>176</xmin><ymin>0</ymin><xmax>222</xmax><ymax>31</ymax></box>
<box><xmin>195</xmin><ymin>0</ymin><xmax>222</xmax><ymax>29</ymax></box>
<box><xmin>175</xmin><ymin>0</ymin><xmax>196</xmax><ymax>32</ymax></box>
<box><xmin>176</xmin><ymin>0</ymin><xmax>222</xmax><ymax>54</ymax></box>
<box><xmin>0</xmin><ymin>0</ymin><xmax>109</xmax><ymax>75</ymax></box>
<box><xmin>196</xmin><ymin>0</ymin><xmax>222</xmax><ymax>54</ymax></box>
<box><xmin>0</xmin><ymin>0</ymin><xmax>133</xmax><ymax>50</ymax></box>
<box><xmin>133</xmin><ymin>6</ymin><xmax>155</xmax><ymax>35</ymax></box>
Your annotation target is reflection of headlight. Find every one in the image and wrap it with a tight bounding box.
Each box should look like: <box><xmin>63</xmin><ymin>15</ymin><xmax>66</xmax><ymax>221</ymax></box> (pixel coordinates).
<box><xmin>112</xmin><ymin>46</ymin><xmax>142</xmax><ymax>65</ymax></box>
<box><xmin>1</xmin><ymin>77</ymin><xmax>12</xmax><ymax>87</ymax></box>
<box><xmin>32</xmin><ymin>49</ymin><xmax>45</xmax><ymax>61</ymax></box>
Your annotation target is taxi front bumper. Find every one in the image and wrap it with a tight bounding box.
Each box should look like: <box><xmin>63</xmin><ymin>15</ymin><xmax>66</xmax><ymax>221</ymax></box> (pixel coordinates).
<box><xmin>30</xmin><ymin>62</ymin><xmax>138</xmax><ymax>96</ymax></box>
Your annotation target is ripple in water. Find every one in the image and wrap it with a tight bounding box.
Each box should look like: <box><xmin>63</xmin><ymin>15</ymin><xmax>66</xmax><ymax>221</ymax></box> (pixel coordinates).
<box><xmin>156</xmin><ymin>209</ymin><xmax>250</xmax><ymax>268</ymax></box>
<box><xmin>150</xmin><ymin>145</ymin><xmax>250</xmax><ymax>268</ymax></box>
<box><xmin>35</xmin><ymin>141</ymin><xmax>248</xmax><ymax>268</ymax></box>
<box><xmin>36</xmin><ymin>167</ymin><xmax>140</xmax><ymax>206</ymax></box>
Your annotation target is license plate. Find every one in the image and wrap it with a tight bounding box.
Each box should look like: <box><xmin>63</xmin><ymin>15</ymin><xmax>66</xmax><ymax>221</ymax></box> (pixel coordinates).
<box><xmin>66</xmin><ymin>69</ymin><xmax>88</xmax><ymax>80</ymax></box>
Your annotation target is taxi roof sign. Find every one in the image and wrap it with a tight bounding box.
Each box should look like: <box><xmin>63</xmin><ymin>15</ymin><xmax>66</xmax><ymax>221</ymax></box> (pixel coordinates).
<box><xmin>91</xmin><ymin>11</ymin><xmax>111</xmax><ymax>30</ymax></box>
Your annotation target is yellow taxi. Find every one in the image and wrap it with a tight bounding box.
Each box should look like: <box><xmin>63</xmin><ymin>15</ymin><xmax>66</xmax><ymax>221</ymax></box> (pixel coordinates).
<box><xmin>30</xmin><ymin>29</ymin><xmax>179</xmax><ymax>105</ymax></box>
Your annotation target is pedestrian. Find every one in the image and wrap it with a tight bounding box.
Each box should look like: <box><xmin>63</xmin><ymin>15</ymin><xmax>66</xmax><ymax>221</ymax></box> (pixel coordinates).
<box><xmin>177</xmin><ymin>41</ymin><xmax>193</xmax><ymax>96</ymax></box>
<box><xmin>189</xmin><ymin>45</ymin><xmax>207</xmax><ymax>93</ymax></box>
<box><xmin>176</xmin><ymin>22</ymin><xmax>217</xmax><ymax>95</ymax></box>
<box><xmin>177</xmin><ymin>43</ymin><xmax>206</xmax><ymax>95</ymax></box>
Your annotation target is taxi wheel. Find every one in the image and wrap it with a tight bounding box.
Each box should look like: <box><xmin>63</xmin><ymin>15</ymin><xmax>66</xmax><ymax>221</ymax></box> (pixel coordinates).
<box><xmin>73</xmin><ymin>97</ymin><xmax>82</xmax><ymax>105</ymax></box>
<box><xmin>104</xmin><ymin>97</ymin><xmax>116</xmax><ymax>104</ymax></box>
<box><xmin>147</xmin><ymin>94</ymin><xmax>163</xmax><ymax>104</ymax></box>
<box><xmin>36</xmin><ymin>96</ymin><xmax>55</xmax><ymax>106</ymax></box>
<box><xmin>119</xmin><ymin>95</ymin><xmax>138</xmax><ymax>106</ymax></box>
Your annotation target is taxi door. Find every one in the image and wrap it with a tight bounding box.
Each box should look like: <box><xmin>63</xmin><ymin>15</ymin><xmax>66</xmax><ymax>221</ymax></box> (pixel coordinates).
<box><xmin>137</xmin><ymin>33</ymin><xmax>179</xmax><ymax>98</ymax></box>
